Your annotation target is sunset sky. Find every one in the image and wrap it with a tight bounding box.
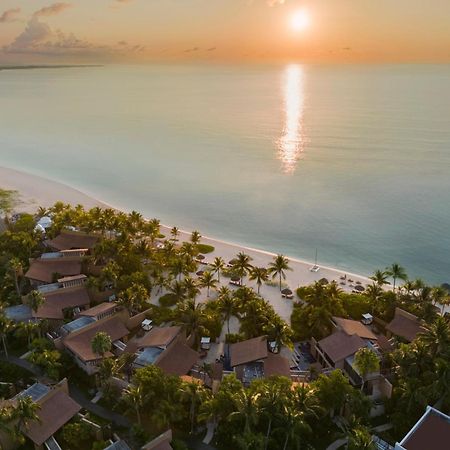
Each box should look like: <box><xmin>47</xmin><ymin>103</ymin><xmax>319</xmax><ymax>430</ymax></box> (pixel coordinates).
<box><xmin>1</xmin><ymin>0</ymin><xmax>450</xmax><ymax>64</ymax></box>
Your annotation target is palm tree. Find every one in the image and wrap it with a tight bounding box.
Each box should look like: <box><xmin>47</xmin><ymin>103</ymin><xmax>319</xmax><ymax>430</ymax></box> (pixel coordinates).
<box><xmin>369</xmin><ymin>269</ymin><xmax>390</xmax><ymax>287</ymax></box>
<box><xmin>365</xmin><ymin>283</ymin><xmax>383</xmax><ymax>313</ymax></box>
<box><xmin>347</xmin><ymin>425</ymin><xmax>376</xmax><ymax>450</ymax></box>
<box><xmin>118</xmin><ymin>282</ymin><xmax>149</xmax><ymax>314</ymax></box>
<box><xmin>249</xmin><ymin>267</ymin><xmax>269</xmax><ymax>295</ymax></box>
<box><xmin>259</xmin><ymin>382</ymin><xmax>289</xmax><ymax>450</ymax></box>
<box><xmin>218</xmin><ymin>292</ymin><xmax>237</xmax><ymax>334</ymax></box>
<box><xmin>430</xmin><ymin>286</ymin><xmax>450</xmax><ymax>314</ymax></box>
<box><xmin>91</xmin><ymin>331</ymin><xmax>112</xmax><ymax>358</ymax></box>
<box><xmin>16</xmin><ymin>321</ymin><xmax>41</xmax><ymax>346</ymax></box>
<box><xmin>210</xmin><ymin>257</ymin><xmax>225</xmax><ymax>282</ymax></box>
<box><xmin>228</xmin><ymin>390</ymin><xmax>261</xmax><ymax>435</ymax></box>
<box><xmin>198</xmin><ymin>271</ymin><xmax>218</xmax><ymax>297</ymax></box>
<box><xmin>386</xmin><ymin>263</ymin><xmax>408</xmax><ymax>290</ymax></box>
<box><xmin>353</xmin><ymin>348</ymin><xmax>380</xmax><ymax>391</ymax></box>
<box><xmin>264</xmin><ymin>319</ymin><xmax>293</xmax><ymax>352</ymax></box>
<box><xmin>13</xmin><ymin>395</ymin><xmax>41</xmax><ymax>436</ymax></box>
<box><xmin>268</xmin><ymin>254</ymin><xmax>292</xmax><ymax>291</ymax></box>
<box><xmin>233</xmin><ymin>252</ymin><xmax>253</xmax><ymax>285</ymax></box>
<box><xmin>168</xmin><ymin>280</ymin><xmax>187</xmax><ymax>303</ymax></box>
<box><xmin>8</xmin><ymin>257</ymin><xmax>23</xmax><ymax>296</ymax></box>
<box><xmin>97</xmin><ymin>358</ymin><xmax>120</xmax><ymax>387</ymax></box>
<box><xmin>280</xmin><ymin>403</ymin><xmax>309</xmax><ymax>450</ymax></box>
<box><xmin>176</xmin><ymin>300</ymin><xmax>206</xmax><ymax>347</ymax></box>
<box><xmin>183</xmin><ymin>276</ymin><xmax>201</xmax><ymax>304</ymax></box>
<box><xmin>170</xmin><ymin>226</ymin><xmax>180</xmax><ymax>241</ymax></box>
<box><xmin>123</xmin><ymin>384</ymin><xmax>145</xmax><ymax>425</ymax></box>
<box><xmin>171</xmin><ymin>258</ymin><xmax>188</xmax><ymax>281</ymax></box>
<box><xmin>26</xmin><ymin>290</ymin><xmax>45</xmax><ymax>314</ymax></box>
<box><xmin>0</xmin><ymin>309</ymin><xmax>15</xmax><ymax>357</ymax></box>
<box><xmin>417</xmin><ymin>316</ymin><xmax>450</xmax><ymax>358</ymax></box>
<box><xmin>0</xmin><ymin>405</ymin><xmax>15</xmax><ymax>442</ymax></box>
<box><xmin>191</xmin><ymin>230</ymin><xmax>202</xmax><ymax>245</ymax></box>
<box><xmin>180</xmin><ymin>381</ymin><xmax>209</xmax><ymax>434</ymax></box>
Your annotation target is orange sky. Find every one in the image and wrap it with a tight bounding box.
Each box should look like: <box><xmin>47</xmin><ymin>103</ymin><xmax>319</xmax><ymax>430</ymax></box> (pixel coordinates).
<box><xmin>1</xmin><ymin>0</ymin><xmax>450</xmax><ymax>64</ymax></box>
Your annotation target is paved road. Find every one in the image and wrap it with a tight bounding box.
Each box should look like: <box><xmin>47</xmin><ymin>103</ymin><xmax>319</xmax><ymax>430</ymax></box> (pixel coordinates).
<box><xmin>69</xmin><ymin>384</ymin><xmax>131</xmax><ymax>428</ymax></box>
<box><xmin>0</xmin><ymin>354</ymin><xmax>42</xmax><ymax>377</ymax></box>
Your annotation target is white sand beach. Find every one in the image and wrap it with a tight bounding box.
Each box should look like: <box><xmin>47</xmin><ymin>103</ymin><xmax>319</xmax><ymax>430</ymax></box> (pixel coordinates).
<box><xmin>1</xmin><ymin>166</ymin><xmax>373</xmax><ymax>325</ymax></box>
<box><xmin>0</xmin><ymin>166</ymin><xmax>106</xmax><ymax>212</ymax></box>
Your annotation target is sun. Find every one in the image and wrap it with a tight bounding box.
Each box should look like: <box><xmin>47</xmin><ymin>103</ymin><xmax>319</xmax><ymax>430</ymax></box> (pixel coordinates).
<box><xmin>290</xmin><ymin>9</ymin><xmax>310</xmax><ymax>32</ymax></box>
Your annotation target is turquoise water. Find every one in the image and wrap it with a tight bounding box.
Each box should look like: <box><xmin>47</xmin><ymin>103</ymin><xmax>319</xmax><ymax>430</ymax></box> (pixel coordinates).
<box><xmin>1</xmin><ymin>64</ymin><xmax>450</xmax><ymax>283</ymax></box>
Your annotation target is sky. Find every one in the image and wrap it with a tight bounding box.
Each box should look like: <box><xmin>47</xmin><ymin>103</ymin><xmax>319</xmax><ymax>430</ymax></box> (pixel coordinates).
<box><xmin>0</xmin><ymin>0</ymin><xmax>450</xmax><ymax>64</ymax></box>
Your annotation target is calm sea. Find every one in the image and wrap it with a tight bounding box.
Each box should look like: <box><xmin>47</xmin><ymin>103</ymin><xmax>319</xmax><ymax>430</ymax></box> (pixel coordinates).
<box><xmin>1</xmin><ymin>64</ymin><xmax>450</xmax><ymax>284</ymax></box>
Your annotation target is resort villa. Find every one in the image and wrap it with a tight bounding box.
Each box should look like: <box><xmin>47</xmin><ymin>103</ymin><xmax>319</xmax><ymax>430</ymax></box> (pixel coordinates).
<box><xmin>46</xmin><ymin>230</ymin><xmax>100</xmax><ymax>252</ymax></box>
<box><xmin>311</xmin><ymin>316</ymin><xmax>392</xmax><ymax>396</ymax></box>
<box><xmin>229</xmin><ymin>336</ymin><xmax>291</xmax><ymax>385</ymax></box>
<box><xmin>56</xmin><ymin>310</ymin><xmax>130</xmax><ymax>374</ymax></box>
<box><xmin>0</xmin><ymin>380</ymin><xmax>81</xmax><ymax>450</ymax></box>
<box><xmin>395</xmin><ymin>406</ymin><xmax>450</xmax><ymax>450</ymax></box>
<box><xmin>125</xmin><ymin>326</ymin><xmax>200</xmax><ymax>376</ymax></box>
<box><xmin>386</xmin><ymin>308</ymin><xmax>426</xmax><ymax>343</ymax></box>
<box><xmin>25</xmin><ymin>256</ymin><xmax>83</xmax><ymax>286</ymax></box>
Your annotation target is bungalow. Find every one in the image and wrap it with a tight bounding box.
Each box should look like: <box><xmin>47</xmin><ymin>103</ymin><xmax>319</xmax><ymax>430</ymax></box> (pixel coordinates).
<box><xmin>386</xmin><ymin>308</ymin><xmax>426</xmax><ymax>343</ymax></box>
<box><xmin>312</xmin><ymin>317</ymin><xmax>383</xmax><ymax>388</ymax></box>
<box><xmin>105</xmin><ymin>430</ymin><xmax>174</xmax><ymax>450</ymax></box>
<box><xmin>125</xmin><ymin>326</ymin><xmax>199</xmax><ymax>376</ymax></box>
<box><xmin>30</xmin><ymin>285</ymin><xmax>90</xmax><ymax>324</ymax></box>
<box><xmin>395</xmin><ymin>406</ymin><xmax>450</xmax><ymax>450</ymax></box>
<box><xmin>61</xmin><ymin>314</ymin><xmax>129</xmax><ymax>374</ymax></box>
<box><xmin>46</xmin><ymin>230</ymin><xmax>100</xmax><ymax>252</ymax></box>
<box><xmin>25</xmin><ymin>256</ymin><xmax>83</xmax><ymax>286</ymax></box>
<box><xmin>229</xmin><ymin>336</ymin><xmax>291</xmax><ymax>385</ymax></box>
<box><xmin>77</xmin><ymin>302</ymin><xmax>118</xmax><ymax>321</ymax></box>
<box><xmin>142</xmin><ymin>429</ymin><xmax>174</xmax><ymax>450</ymax></box>
<box><xmin>0</xmin><ymin>379</ymin><xmax>80</xmax><ymax>450</ymax></box>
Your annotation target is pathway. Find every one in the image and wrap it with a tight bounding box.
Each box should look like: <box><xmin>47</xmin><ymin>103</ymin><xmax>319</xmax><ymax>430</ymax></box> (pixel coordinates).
<box><xmin>68</xmin><ymin>384</ymin><xmax>131</xmax><ymax>428</ymax></box>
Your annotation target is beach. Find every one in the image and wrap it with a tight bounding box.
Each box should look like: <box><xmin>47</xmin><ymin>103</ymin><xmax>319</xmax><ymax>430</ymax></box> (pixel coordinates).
<box><xmin>1</xmin><ymin>166</ymin><xmax>374</xmax><ymax>324</ymax></box>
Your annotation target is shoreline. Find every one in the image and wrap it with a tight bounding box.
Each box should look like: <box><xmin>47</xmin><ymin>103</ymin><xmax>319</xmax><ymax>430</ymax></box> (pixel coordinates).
<box><xmin>0</xmin><ymin>165</ymin><xmax>372</xmax><ymax>322</ymax></box>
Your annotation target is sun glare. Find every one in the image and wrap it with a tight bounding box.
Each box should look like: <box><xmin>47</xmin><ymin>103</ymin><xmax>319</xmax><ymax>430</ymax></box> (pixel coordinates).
<box><xmin>290</xmin><ymin>9</ymin><xmax>310</xmax><ymax>32</ymax></box>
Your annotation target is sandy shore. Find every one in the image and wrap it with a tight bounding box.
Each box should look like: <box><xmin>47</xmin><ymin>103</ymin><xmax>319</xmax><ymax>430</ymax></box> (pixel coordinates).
<box><xmin>1</xmin><ymin>166</ymin><xmax>372</xmax><ymax>324</ymax></box>
<box><xmin>0</xmin><ymin>166</ymin><xmax>106</xmax><ymax>212</ymax></box>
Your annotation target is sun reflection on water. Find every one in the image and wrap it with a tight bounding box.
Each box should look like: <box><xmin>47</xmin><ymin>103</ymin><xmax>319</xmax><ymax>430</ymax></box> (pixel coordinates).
<box><xmin>277</xmin><ymin>64</ymin><xmax>305</xmax><ymax>174</ymax></box>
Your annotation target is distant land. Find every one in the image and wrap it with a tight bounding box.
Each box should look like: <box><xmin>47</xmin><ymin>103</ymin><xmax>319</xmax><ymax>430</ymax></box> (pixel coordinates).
<box><xmin>0</xmin><ymin>65</ymin><xmax>103</xmax><ymax>71</ymax></box>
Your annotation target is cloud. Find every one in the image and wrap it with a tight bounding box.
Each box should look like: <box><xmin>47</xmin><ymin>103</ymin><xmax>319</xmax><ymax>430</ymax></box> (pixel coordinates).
<box><xmin>33</xmin><ymin>3</ymin><xmax>72</xmax><ymax>18</ymax></box>
<box><xmin>266</xmin><ymin>0</ymin><xmax>285</xmax><ymax>6</ymax></box>
<box><xmin>0</xmin><ymin>8</ymin><xmax>21</xmax><ymax>23</ymax></box>
<box><xmin>3</xmin><ymin>16</ymin><xmax>144</xmax><ymax>58</ymax></box>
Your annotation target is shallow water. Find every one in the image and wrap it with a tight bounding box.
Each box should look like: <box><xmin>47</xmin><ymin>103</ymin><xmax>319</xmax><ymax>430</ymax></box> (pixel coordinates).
<box><xmin>1</xmin><ymin>63</ymin><xmax>450</xmax><ymax>283</ymax></box>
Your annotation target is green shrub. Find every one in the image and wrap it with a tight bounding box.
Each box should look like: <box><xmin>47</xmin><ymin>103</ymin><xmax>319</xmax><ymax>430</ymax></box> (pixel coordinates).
<box><xmin>62</xmin><ymin>421</ymin><xmax>92</xmax><ymax>448</ymax></box>
<box><xmin>225</xmin><ymin>333</ymin><xmax>244</xmax><ymax>343</ymax></box>
<box><xmin>158</xmin><ymin>293</ymin><xmax>178</xmax><ymax>308</ymax></box>
<box><xmin>341</xmin><ymin>293</ymin><xmax>372</xmax><ymax>320</ymax></box>
<box><xmin>197</xmin><ymin>244</ymin><xmax>215</xmax><ymax>254</ymax></box>
<box><xmin>172</xmin><ymin>439</ymin><xmax>189</xmax><ymax>450</ymax></box>
<box><xmin>149</xmin><ymin>305</ymin><xmax>176</xmax><ymax>325</ymax></box>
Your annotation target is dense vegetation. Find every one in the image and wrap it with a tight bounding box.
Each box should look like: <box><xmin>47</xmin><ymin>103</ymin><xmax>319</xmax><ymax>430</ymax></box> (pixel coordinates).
<box><xmin>1</xmin><ymin>195</ymin><xmax>449</xmax><ymax>449</ymax></box>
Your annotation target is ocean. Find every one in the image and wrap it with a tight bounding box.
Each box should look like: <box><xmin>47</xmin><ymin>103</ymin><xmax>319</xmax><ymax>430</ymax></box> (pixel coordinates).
<box><xmin>1</xmin><ymin>63</ymin><xmax>449</xmax><ymax>284</ymax></box>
